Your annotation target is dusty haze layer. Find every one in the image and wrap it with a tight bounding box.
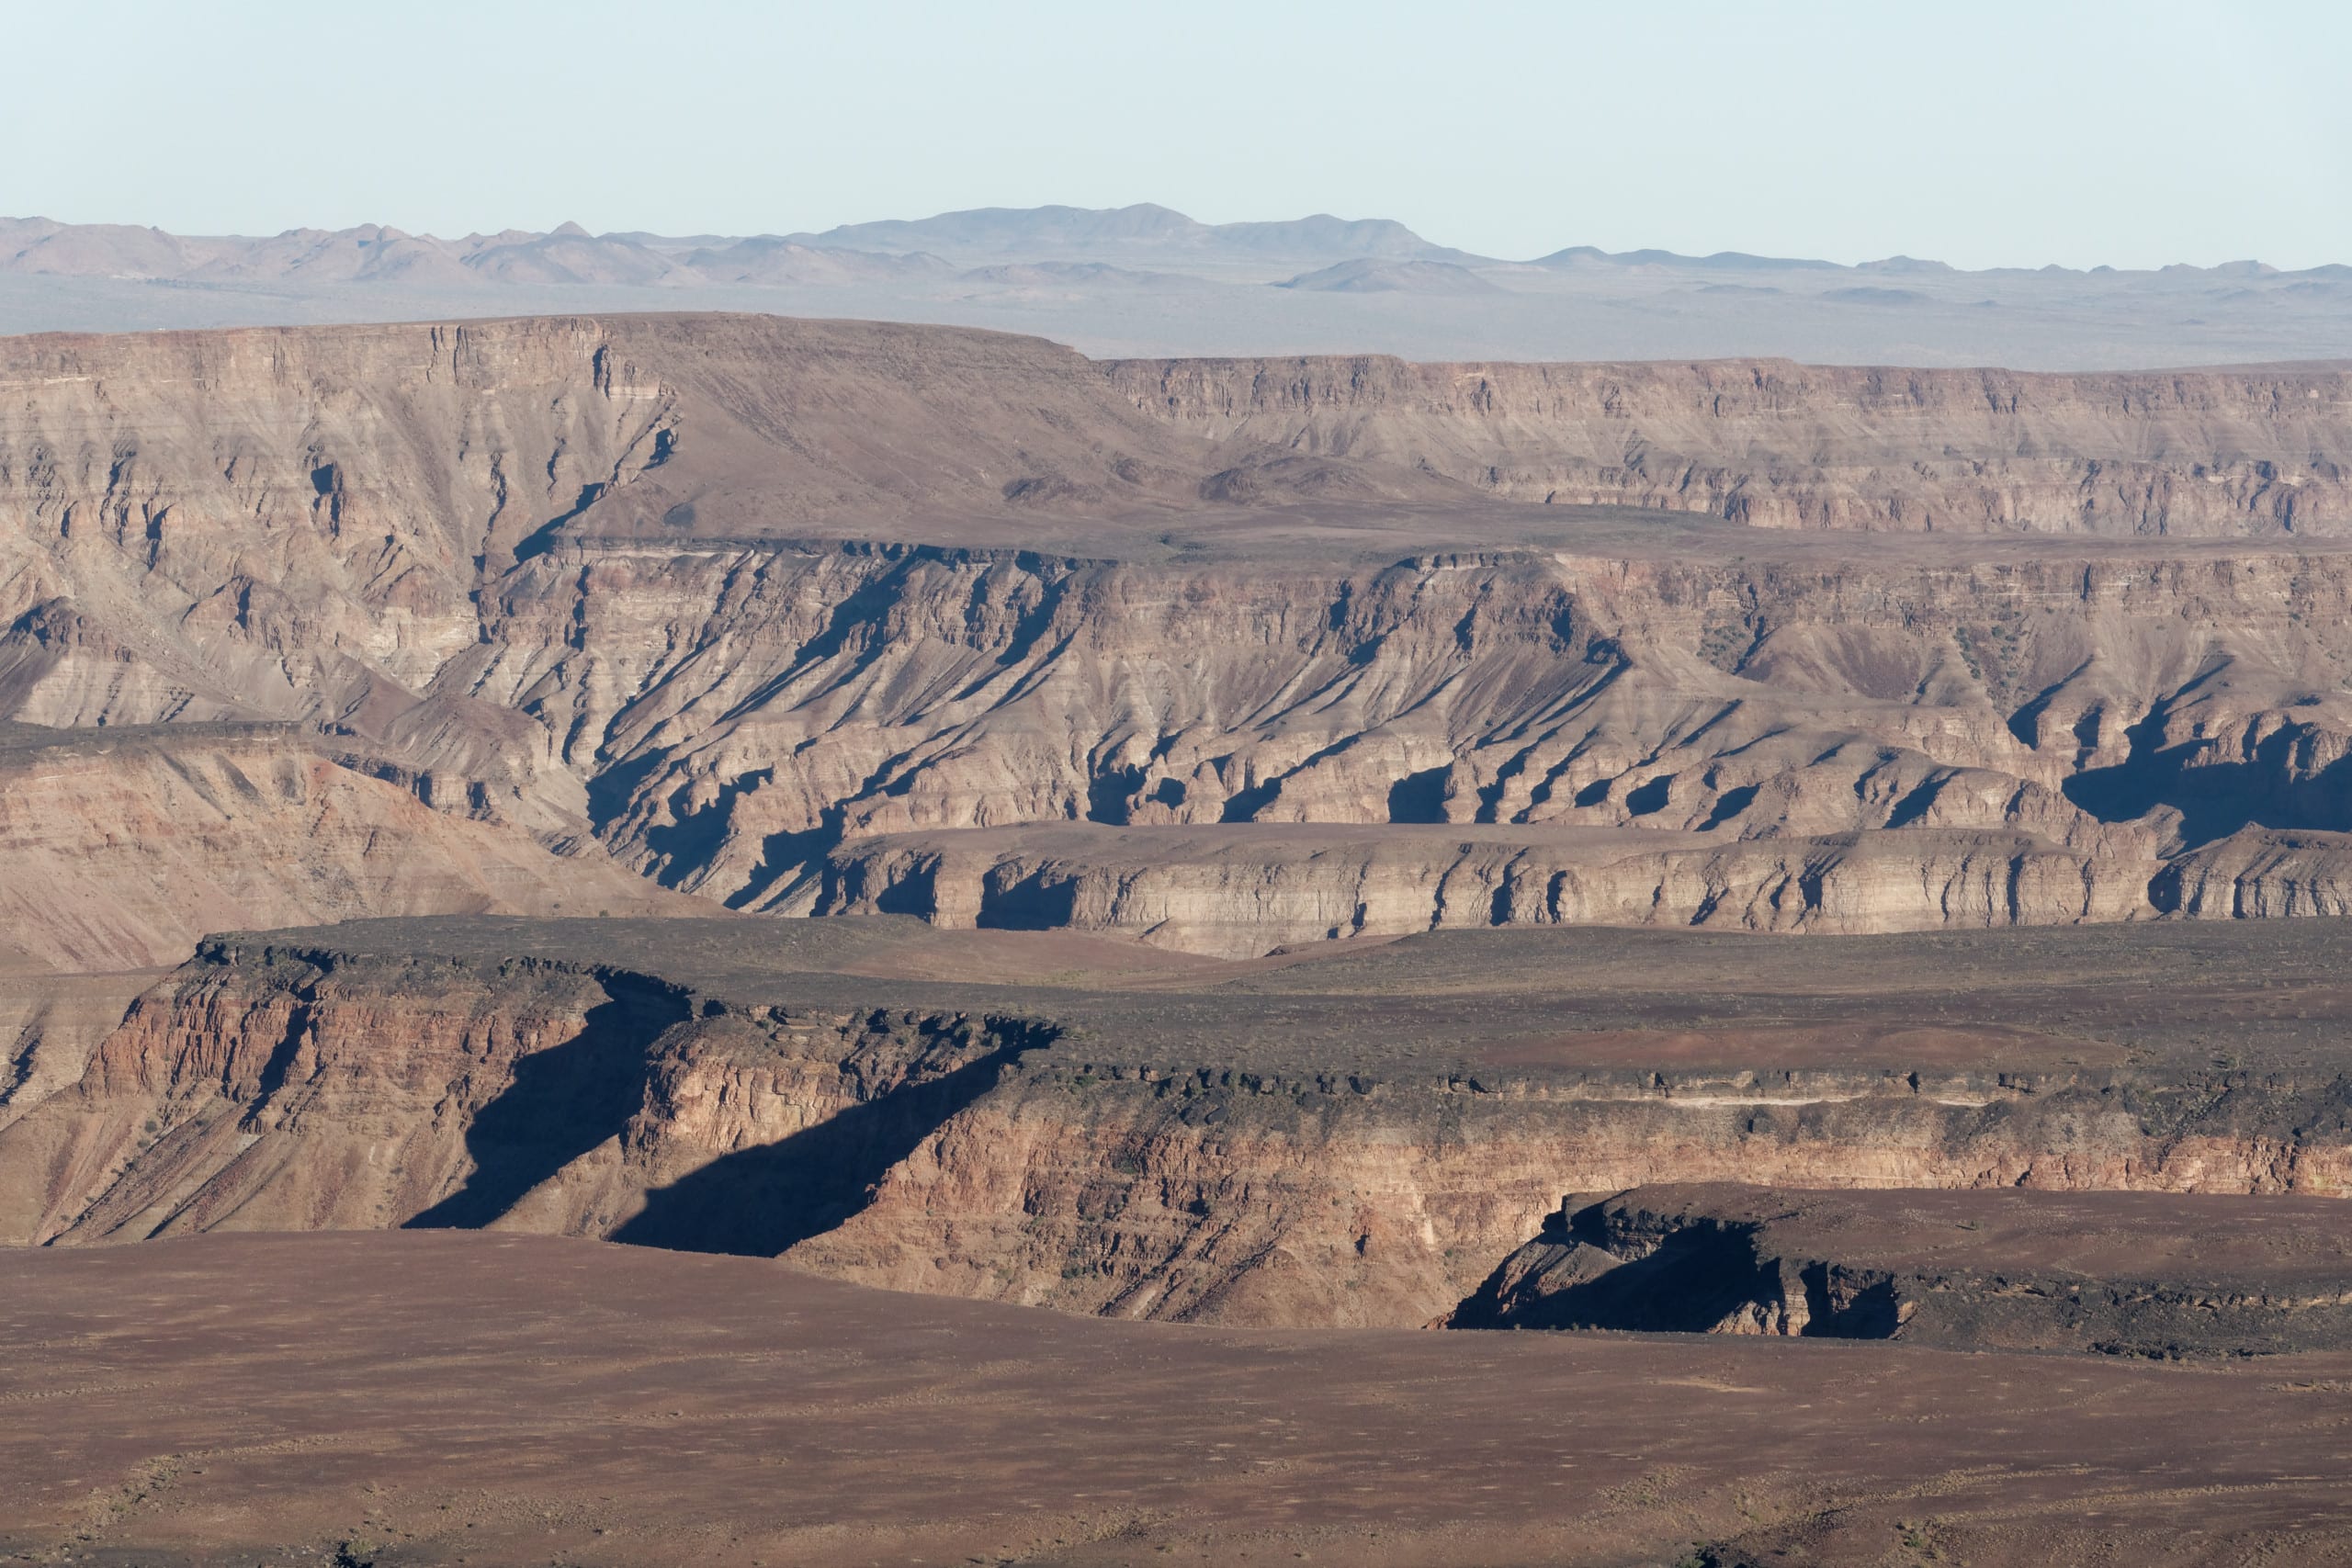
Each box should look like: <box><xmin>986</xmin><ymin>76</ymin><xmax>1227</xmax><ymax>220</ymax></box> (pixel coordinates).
<box><xmin>2</xmin><ymin>312</ymin><xmax>2349</xmax><ymax>969</ymax></box>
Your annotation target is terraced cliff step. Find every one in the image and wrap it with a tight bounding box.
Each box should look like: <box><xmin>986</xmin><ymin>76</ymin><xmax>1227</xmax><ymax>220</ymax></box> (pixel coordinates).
<box><xmin>7</xmin><ymin>916</ymin><xmax>2352</xmax><ymax>1333</ymax></box>
<box><xmin>1452</xmin><ymin>1185</ymin><xmax>2352</xmax><ymax>1357</ymax></box>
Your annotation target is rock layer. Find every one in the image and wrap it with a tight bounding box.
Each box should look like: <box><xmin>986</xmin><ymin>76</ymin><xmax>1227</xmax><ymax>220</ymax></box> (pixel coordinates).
<box><xmin>804</xmin><ymin>824</ymin><xmax>2155</xmax><ymax>957</ymax></box>
<box><xmin>1105</xmin><ymin>355</ymin><xmax>2352</xmax><ymax>534</ymax></box>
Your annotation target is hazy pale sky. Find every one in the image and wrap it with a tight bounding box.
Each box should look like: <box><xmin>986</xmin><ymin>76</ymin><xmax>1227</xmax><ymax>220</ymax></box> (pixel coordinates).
<box><xmin>8</xmin><ymin>0</ymin><xmax>2348</xmax><ymax>269</ymax></box>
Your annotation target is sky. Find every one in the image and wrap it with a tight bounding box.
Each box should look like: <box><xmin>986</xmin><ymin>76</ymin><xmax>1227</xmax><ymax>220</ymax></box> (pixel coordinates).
<box><xmin>7</xmin><ymin>0</ymin><xmax>2349</xmax><ymax>270</ymax></box>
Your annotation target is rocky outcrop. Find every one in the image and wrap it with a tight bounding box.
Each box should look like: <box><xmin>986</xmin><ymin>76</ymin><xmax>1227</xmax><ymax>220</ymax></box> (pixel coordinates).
<box><xmin>1450</xmin><ymin>1185</ymin><xmax>2352</xmax><ymax>1356</ymax></box>
<box><xmin>9</xmin><ymin>922</ymin><xmax>2352</xmax><ymax>1330</ymax></box>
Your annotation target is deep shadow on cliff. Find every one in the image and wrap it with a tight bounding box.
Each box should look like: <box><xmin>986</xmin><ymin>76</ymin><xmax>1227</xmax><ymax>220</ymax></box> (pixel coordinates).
<box><xmin>406</xmin><ymin>977</ymin><xmax>695</xmax><ymax>1230</ymax></box>
<box><xmin>2065</xmin><ymin>715</ymin><xmax>2352</xmax><ymax>846</ymax></box>
<box><xmin>611</xmin><ymin>1027</ymin><xmax>1049</xmax><ymax>1256</ymax></box>
<box><xmin>1450</xmin><ymin>1184</ymin><xmax>2352</xmax><ymax>1357</ymax></box>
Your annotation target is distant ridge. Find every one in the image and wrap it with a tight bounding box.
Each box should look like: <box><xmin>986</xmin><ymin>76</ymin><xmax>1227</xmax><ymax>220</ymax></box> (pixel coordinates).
<box><xmin>783</xmin><ymin>203</ymin><xmax>1487</xmax><ymax>265</ymax></box>
<box><xmin>1276</xmin><ymin>258</ymin><xmax>1502</xmax><ymax>295</ymax></box>
<box><xmin>1534</xmin><ymin>245</ymin><xmax>1840</xmax><ymax>272</ymax></box>
<box><xmin>7</xmin><ymin>208</ymin><xmax>2352</xmax><ymax>370</ymax></box>
<box><xmin>6</xmin><ymin>208</ymin><xmax>2346</xmax><ymax>288</ymax></box>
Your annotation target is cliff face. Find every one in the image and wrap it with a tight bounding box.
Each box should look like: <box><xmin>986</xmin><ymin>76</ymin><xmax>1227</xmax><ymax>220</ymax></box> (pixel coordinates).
<box><xmin>1106</xmin><ymin>355</ymin><xmax>2352</xmax><ymax>535</ymax></box>
<box><xmin>804</xmin><ymin>1056</ymin><xmax>2352</xmax><ymax>1327</ymax></box>
<box><xmin>0</xmin><ymin>315</ymin><xmax>1187</xmax><ymax>822</ymax></box>
<box><xmin>9</xmin><ymin>927</ymin><xmax>2350</xmax><ymax>1331</ymax></box>
<box><xmin>804</xmin><ymin>826</ymin><xmax>2156</xmax><ymax>958</ymax></box>
<box><xmin>0</xmin><ymin>318</ymin><xmax>651</xmax><ymax>706</ymax></box>
<box><xmin>0</xmin><ymin>723</ymin><xmax>684</xmax><ymax>972</ymax></box>
<box><xmin>6</xmin><ymin>314</ymin><xmax>2352</xmax><ymax>967</ymax></box>
<box><xmin>569</xmin><ymin>542</ymin><xmax>2342</xmax><ymax>951</ymax></box>
<box><xmin>0</xmin><ymin>940</ymin><xmax>1048</xmax><ymax>1255</ymax></box>
<box><xmin>0</xmin><ymin>950</ymin><xmax>656</xmax><ymax>1244</ymax></box>
<box><xmin>0</xmin><ymin>967</ymin><xmax>156</xmax><ymax>1135</ymax></box>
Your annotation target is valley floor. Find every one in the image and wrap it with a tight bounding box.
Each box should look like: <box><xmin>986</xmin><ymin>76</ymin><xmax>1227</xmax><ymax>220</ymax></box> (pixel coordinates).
<box><xmin>9</xmin><ymin>1230</ymin><xmax>2352</xmax><ymax>1568</ymax></box>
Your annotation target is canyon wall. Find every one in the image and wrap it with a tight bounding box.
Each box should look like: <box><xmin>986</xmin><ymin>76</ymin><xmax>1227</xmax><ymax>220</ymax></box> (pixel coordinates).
<box><xmin>8</xmin><ymin>931</ymin><xmax>2349</xmax><ymax>1330</ymax></box>
<box><xmin>0</xmin><ymin>723</ymin><xmax>681</xmax><ymax>974</ymax></box>
<box><xmin>537</xmin><ymin>540</ymin><xmax>2349</xmax><ymax>950</ymax></box>
<box><xmin>4</xmin><ymin>314</ymin><xmax>2352</xmax><ymax>967</ymax></box>
<box><xmin>1107</xmin><ymin>355</ymin><xmax>2352</xmax><ymax>535</ymax></box>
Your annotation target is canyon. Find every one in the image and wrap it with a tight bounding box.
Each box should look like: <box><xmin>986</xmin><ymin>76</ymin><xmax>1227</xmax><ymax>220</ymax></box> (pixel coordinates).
<box><xmin>9</xmin><ymin>908</ymin><xmax>2352</xmax><ymax>1563</ymax></box>
<box><xmin>7</xmin><ymin>309</ymin><xmax>2352</xmax><ymax>1564</ymax></box>
<box><xmin>5</xmin><ymin>314</ymin><xmax>2352</xmax><ymax>971</ymax></box>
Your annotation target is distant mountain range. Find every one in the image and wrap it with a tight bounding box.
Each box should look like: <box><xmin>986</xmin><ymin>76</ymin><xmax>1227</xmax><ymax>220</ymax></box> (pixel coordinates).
<box><xmin>10</xmin><ymin>204</ymin><xmax>2345</xmax><ymax>296</ymax></box>
<box><xmin>0</xmin><ymin>217</ymin><xmax>940</xmax><ymax>289</ymax></box>
<box><xmin>10</xmin><ymin>205</ymin><xmax>2352</xmax><ymax>371</ymax></box>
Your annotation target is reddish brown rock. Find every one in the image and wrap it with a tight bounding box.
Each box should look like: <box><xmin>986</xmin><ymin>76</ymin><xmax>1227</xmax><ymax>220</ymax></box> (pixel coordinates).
<box><xmin>10</xmin><ymin>918</ymin><xmax>2351</xmax><ymax>1333</ymax></box>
